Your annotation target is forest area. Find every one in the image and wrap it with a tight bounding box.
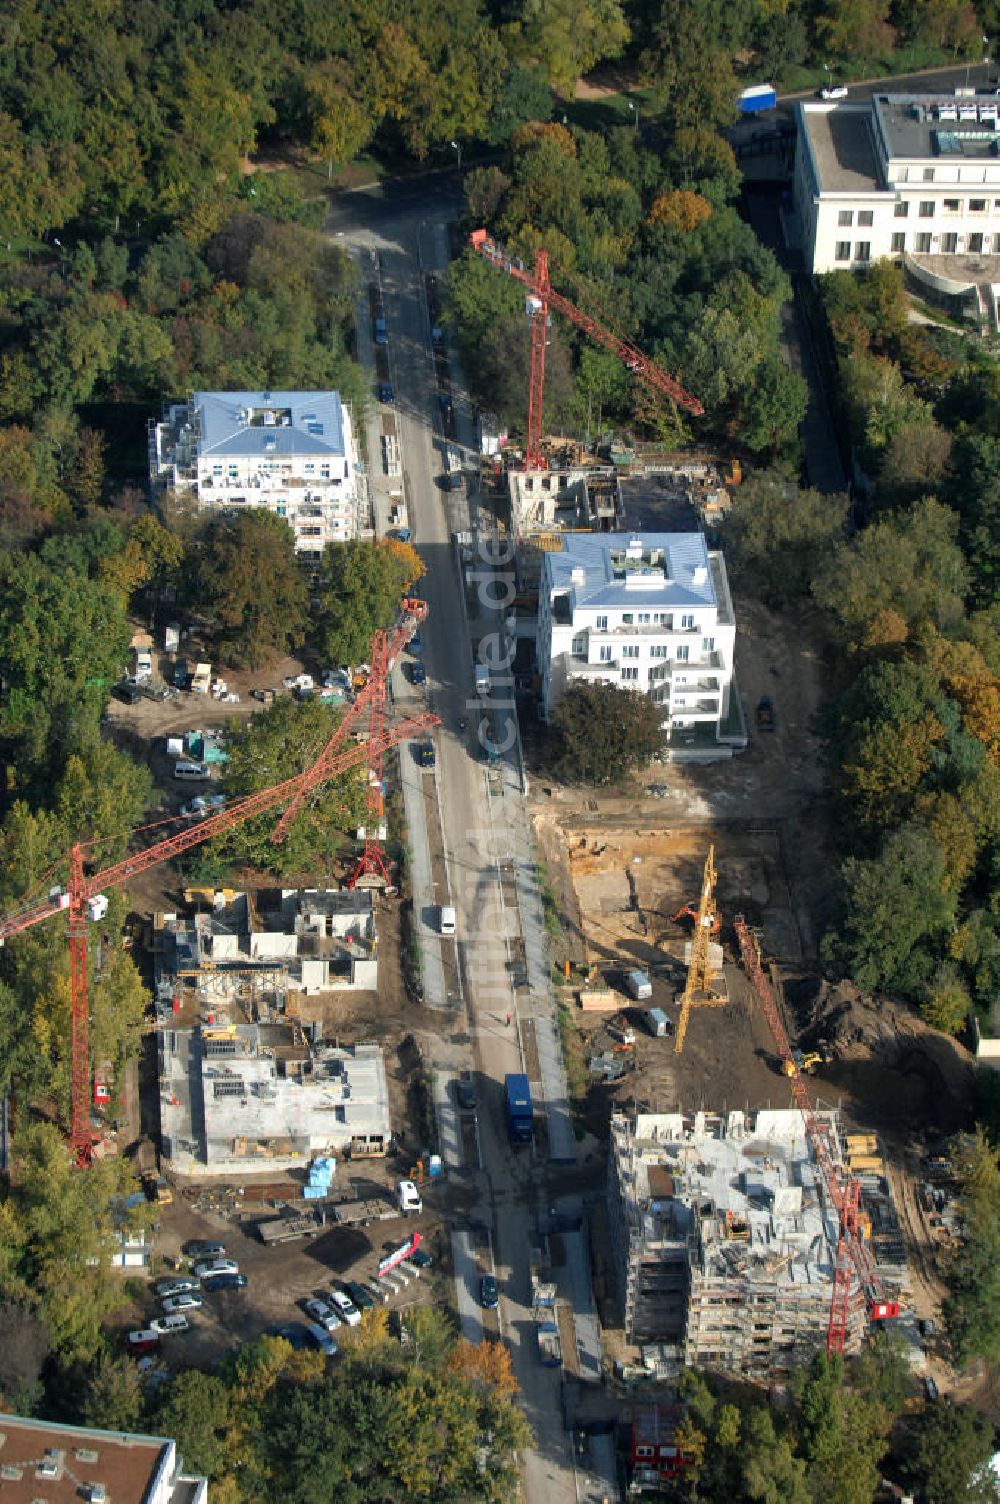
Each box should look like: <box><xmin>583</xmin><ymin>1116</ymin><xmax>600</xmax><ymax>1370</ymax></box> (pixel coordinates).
<box><xmin>0</xmin><ymin>0</ymin><xmax>999</xmax><ymax>1488</ymax></box>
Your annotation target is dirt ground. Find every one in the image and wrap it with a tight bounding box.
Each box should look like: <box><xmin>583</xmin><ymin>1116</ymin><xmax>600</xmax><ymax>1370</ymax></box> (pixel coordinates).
<box><xmin>530</xmin><ymin>595</ymin><xmax>983</xmax><ymax>1390</ymax></box>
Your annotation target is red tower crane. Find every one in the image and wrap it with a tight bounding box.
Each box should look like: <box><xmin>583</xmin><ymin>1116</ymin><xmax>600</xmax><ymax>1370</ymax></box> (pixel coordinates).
<box><xmin>469</xmin><ymin>228</ymin><xmax>704</xmax><ymax>472</ymax></box>
<box><xmin>733</xmin><ymin>915</ymin><xmax>900</xmax><ymax>1355</ymax></box>
<box><xmin>0</xmin><ymin>698</ymin><xmax>437</xmax><ymax>1167</ymax></box>
<box><xmin>272</xmin><ymin>597</ymin><xmax>429</xmax><ymax>898</ymax></box>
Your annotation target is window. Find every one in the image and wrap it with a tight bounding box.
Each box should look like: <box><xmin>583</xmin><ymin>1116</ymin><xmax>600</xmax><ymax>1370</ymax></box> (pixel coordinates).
<box><xmin>650</xmin><ymin>645</ymin><xmax>668</xmax><ymax>659</ymax></box>
<box><xmin>941</xmin><ymin>232</ymin><xmax>958</xmax><ymax>252</ymax></box>
<box><xmin>919</xmin><ymin>200</ymin><xmax>935</xmax><ymax>218</ymax></box>
<box><xmin>915</xmin><ymin>232</ymin><xmax>932</xmax><ymax>252</ymax></box>
<box><xmin>702</xmin><ymin>636</ymin><xmax>715</xmax><ymax>652</ymax></box>
<box><xmin>968</xmin><ymin>231</ymin><xmax>984</xmax><ymax>253</ymax></box>
<box><xmin>970</xmin><ymin>198</ymin><xmax>987</xmax><ymax>212</ymax></box>
<box><xmin>995</xmin><ymin>233</ymin><xmax>1000</xmax><ymax>252</ymax></box>
<box><xmin>572</xmin><ymin>634</ymin><xmax>586</xmax><ymax>655</ymax></box>
<box><xmin>676</xmin><ymin>645</ymin><xmax>690</xmax><ymax>662</ymax></box>
<box><xmin>858</xmin><ymin>209</ymin><xmax>874</xmax><ymax>227</ymax></box>
<box><xmin>835</xmin><ymin>241</ymin><xmax>851</xmax><ymax>261</ymax></box>
<box><xmin>622</xmin><ymin>613</ymin><xmax>634</xmax><ymax>625</ymax></box>
<box><xmin>855</xmin><ymin>241</ymin><xmax>871</xmax><ymax>262</ymax></box>
<box><xmin>622</xmin><ymin>645</ymin><xmax>639</xmax><ymax>659</ymax></box>
<box><xmin>837</xmin><ymin>209</ymin><xmax>854</xmax><ymax>227</ymax></box>
<box><xmin>891</xmin><ymin>231</ymin><xmax>906</xmax><ymax>253</ymax></box>
<box><xmin>923</xmin><ymin>167</ymin><xmax>935</xmax><ymax>182</ymax></box>
<box><xmin>637</xmin><ymin>612</ymin><xmax>651</xmax><ymax>624</ymax></box>
<box><xmin>621</xmin><ymin>666</ymin><xmax>639</xmax><ymax>681</ymax></box>
<box><xmin>894</xmin><ymin>200</ymin><xmax>909</xmax><ymax>217</ymax></box>
<box><xmin>599</xmin><ymin>645</ymin><xmax>613</xmax><ymax>662</ymax></box>
<box><xmin>943</xmin><ymin>198</ymin><xmax>962</xmax><ymax>213</ymax></box>
<box><xmin>636</xmin><ymin>1447</ymin><xmax>654</xmax><ymax>1460</ymax></box>
<box><xmin>595</xmin><ymin>615</ymin><xmax>608</xmax><ymax>630</ymax></box>
<box><xmin>680</xmin><ymin>613</ymin><xmax>695</xmax><ymax>629</ymax></box>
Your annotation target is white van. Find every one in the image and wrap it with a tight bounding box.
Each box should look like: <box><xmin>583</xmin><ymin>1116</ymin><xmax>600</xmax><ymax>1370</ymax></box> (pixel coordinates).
<box><xmin>438</xmin><ymin>904</ymin><xmax>456</xmax><ymax>936</ymax></box>
<box><xmin>173</xmin><ymin>761</ymin><xmax>210</xmax><ymax>781</ymax></box>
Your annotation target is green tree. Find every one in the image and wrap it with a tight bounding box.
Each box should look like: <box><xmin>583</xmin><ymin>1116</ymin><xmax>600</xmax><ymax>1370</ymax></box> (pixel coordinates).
<box><xmin>824</xmin><ymin>824</ymin><xmax>958</xmax><ymax>998</ymax></box>
<box><xmin>508</xmin><ymin>0</ymin><xmax>630</xmax><ymax>95</ymax></box>
<box><xmin>944</xmin><ymin>1130</ymin><xmax>1000</xmax><ymax>1365</ymax></box>
<box><xmin>317</xmin><ymin>539</ymin><xmax>425</xmax><ymax>667</ymax></box>
<box><xmin>548</xmin><ymin>681</ymin><xmax>664</xmax><ymax>784</ymax></box>
<box><xmin>723</xmin><ymin>472</ymin><xmax>847</xmax><ymax>605</ymax></box>
<box><xmin>742</xmin><ymin>1407</ymin><xmax>810</xmax><ymax>1504</ymax></box>
<box><xmin>922</xmin><ymin>965</ymin><xmax>972</xmax><ymax>1035</ymax></box>
<box><xmin>812</xmin><ymin>497</ymin><xmax>969</xmax><ymax>653</ymax></box>
<box><xmin>209</xmin><ymin>697</ymin><xmax>366</xmax><ymax>879</ymax></box>
<box><xmin>152</xmin><ymin>1371</ymin><xmax>232</xmax><ymax>1478</ymax></box>
<box><xmin>196</xmin><ymin>510</ymin><xmax>309</xmax><ymax>669</ymax></box>
<box><xmin>905</xmin><ymin>1396</ymin><xmax>1000</xmax><ymax>1503</ymax></box>
<box><xmin>79</xmin><ymin>1352</ymin><xmax>144</xmax><ymax>1432</ymax></box>
<box><xmin>796</xmin><ymin>1352</ymin><xmax>891</xmax><ymax>1504</ymax></box>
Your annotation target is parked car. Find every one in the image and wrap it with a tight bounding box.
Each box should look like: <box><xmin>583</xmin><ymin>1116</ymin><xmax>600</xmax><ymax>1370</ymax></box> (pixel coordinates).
<box><xmin>820</xmin><ymin>84</ymin><xmax>848</xmax><ymax>99</ymax></box>
<box><xmin>329</xmin><ymin>1290</ymin><xmax>361</xmax><ymax>1327</ymax></box>
<box><xmin>162</xmin><ymin>1293</ymin><xmax>203</xmax><ymax>1314</ymax></box>
<box><xmin>416</xmin><ymin>740</ymin><xmax>435</xmax><ymax>769</ymax></box>
<box><xmin>756</xmin><ymin>695</ymin><xmax>776</xmax><ymax>731</ymax></box>
<box><xmin>387</xmin><ymin>526</ymin><xmax>411</xmax><ymax>542</ymax></box>
<box><xmin>173</xmin><ymin>659</ymin><xmax>190</xmax><ymax>689</ymax></box>
<box><xmin>113</xmin><ymin>681</ymin><xmax>144</xmax><ymax>705</ymax></box>
<box><xmin>271</xmin><ymin>1322</ymin><xmax>310</xmax><ymax>1351</ymax></box>
<box><xmin>397</xmin><ymin>1179</ymin><xmax>423</xmax><ymax>1215</ymax></box>
<box><xmin>378</xmin><ymin>382</ymin><xmax>394</xmax><ymax>403</ymax></box>
<box><xmin>127</xmin><ymin>1329</ymin><xmax>160</xmax><ymax>1353</ymax></box>
<box><xmin>410</xmin><ymin>661</ymin><xmax>426</xmax><ymax>686</ymax></box>
<box><xmin>153</xmin><ymin>1277</ymin><xmax>200</xmax><ymax>1299</ymax></box>
<box><xmin>202</xmin><ymin>1273</ymin><xmax>248</xmax><ymax>1293</ymax></box>
<box><xmin>406</xmin><ymin>1247</ymin><xmax>433</xmax><ymax>1270</ymax></box>
<box><xmin>456</xmin><ymin>1071</ymin><xmax>477</xmax><ymax>1110</ymax></box>
<box><xmin>151</xmin><ymin>1314</ymin><xmax>190</xmax><ymax>1335</ymax></box>
<box><xmin>410</xmin><ymin>630</ymin><xmax>422</xmax><ymax>652</ymax></box>
<box><xmin>303</xmin><ymin>1297</ymin><xmax>341</xmax><ymax>1331</ymax></box>
<box><xmin>193</xmin><ymin>1258</ymin><xmax>239</xmax><ymax>1277</ymax></box>
<box><xmin>305</xmin><ymin>1322</ymin><xmax>339</xmax><ymax>1356</ymax></box>
<box><xmin>480</xmin><ymin>1274</ymin><xmax>499</xmax><ymax>1310</ymax></box>
<box><xmin>924</xmin><ymin>1376</ymin><xmax>940</xmax><ymax>1402</ymax></box>
<box><xmin>344</xmin><ymin>1281</ymin><xmax>376</xmax><ymax>1311</ymax></box>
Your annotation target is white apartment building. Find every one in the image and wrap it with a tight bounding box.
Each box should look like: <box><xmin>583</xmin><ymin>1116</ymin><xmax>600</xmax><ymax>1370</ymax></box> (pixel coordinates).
<box><xmin>795</xmin><ymin>93</ymin><xmax>1000</xmax><ymax>317</ymax></box>
<box><xmin>537</xmin><ymin>532</ymin><xmax>737</xmax><ymax>741</ymax></box>
<box><xmin>149</xmin><ymin>389</ymin><xmax>362</xmax><ymax>555</ymax></box>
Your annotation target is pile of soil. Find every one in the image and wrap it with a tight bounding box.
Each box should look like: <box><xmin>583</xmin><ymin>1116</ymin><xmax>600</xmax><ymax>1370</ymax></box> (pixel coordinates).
<box><xmin>784</xmin><ymin>974</ymin><xmax>978</xmax><ymax>1129</ymax></box>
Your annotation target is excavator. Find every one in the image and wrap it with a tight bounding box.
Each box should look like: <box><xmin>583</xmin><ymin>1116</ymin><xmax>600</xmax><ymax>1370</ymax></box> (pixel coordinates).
<box><xmin>782</xmin><ymin>1044</ymin><xmax>832</xmax><ymax>1077</ymax></box>
<box><xmin>670</xmin><ymin>903</ymin><xmax>721</xmax><ymax>935</ymax></box>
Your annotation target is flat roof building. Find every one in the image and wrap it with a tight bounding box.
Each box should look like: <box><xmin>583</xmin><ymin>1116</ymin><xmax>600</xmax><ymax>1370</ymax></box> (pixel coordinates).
<box><xmin>149</xmin><ymin>390</ymin><xmax>364</xmax><ymax>555</ymax></box>
<box><xmin>0</xmin><ymin>1414</ymin><xmax>206</xmax><ymax>1504</ymax></box>
<box><xmin>160</xmin><ymin>1024</ymin><xmax>390</xmax><ymax>1175</ymax></box>
<box><xmin>537</xmin><ymin>532</ymin><xmax>741</xmax><ymax>748</ymax></box>
<box><xmin>608</xmin><ymin>1109</ymin><xmax>905</xmax><ymax>1377</ymax></box>
<box><xmin>795</xmin><ymin>93</ymin><xmax>1000</xmax><ymax>321</ymax></box>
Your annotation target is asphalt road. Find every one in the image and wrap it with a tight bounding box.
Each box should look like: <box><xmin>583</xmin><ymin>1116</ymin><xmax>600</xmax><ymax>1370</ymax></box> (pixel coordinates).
<box><xmin>332</xmin><ymin>187</ymin><xmax>588</xmax><ymax>1504</ymax></box>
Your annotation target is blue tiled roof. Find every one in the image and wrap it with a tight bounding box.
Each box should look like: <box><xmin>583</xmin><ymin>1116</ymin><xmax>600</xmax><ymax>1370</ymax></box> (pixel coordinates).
<box><xmin>544</xmin><ymin>532</ymin><xmax>717</xmax><ymax>611</ymax></box>
<box><xmin>194</xmin><ymin>391</ymin><xmax>345</xmax><ymax>459</ymax></box>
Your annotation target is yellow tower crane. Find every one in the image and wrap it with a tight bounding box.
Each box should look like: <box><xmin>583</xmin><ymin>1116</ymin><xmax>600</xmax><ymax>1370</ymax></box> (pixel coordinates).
<box><xmin>674</xmin><ymin>845</ymin><xmax>727</xmax><ymax>1055</ymax></box>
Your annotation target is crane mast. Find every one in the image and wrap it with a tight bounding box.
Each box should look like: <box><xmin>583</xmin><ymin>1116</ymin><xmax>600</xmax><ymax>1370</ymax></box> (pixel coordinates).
<box><xmin>674</xmin><ymin>845</ymin><xmax>726</xmax><ymax>1056</ymax></box>
<box><xmin>0</xmin><ymin>647</ymin><xmax>438</xmax><ymax>1165</ymax></box>
<box><xmin>469</xmin><ymin>228</ymin><xmax>704</xmax><ymax>472</ymax></box>
<box><xmin>733</xmin><ymin>914</ymin><xmax>900</xmax><ymax>1353</ymax></box>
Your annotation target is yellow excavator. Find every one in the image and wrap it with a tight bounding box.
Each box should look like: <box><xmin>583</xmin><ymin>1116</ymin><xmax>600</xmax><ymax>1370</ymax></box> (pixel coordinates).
<box><xmin>782</xmin><ymin>1046</ymin><xmax>831</xmax><ymax>1077</ymax></box>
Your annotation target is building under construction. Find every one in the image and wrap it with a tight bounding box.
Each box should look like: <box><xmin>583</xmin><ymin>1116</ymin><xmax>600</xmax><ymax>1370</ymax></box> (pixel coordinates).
<box><xmin>608</xmin><ymin>1108</ymin><xmax>904</xmax><ymax>1377</ymax></box>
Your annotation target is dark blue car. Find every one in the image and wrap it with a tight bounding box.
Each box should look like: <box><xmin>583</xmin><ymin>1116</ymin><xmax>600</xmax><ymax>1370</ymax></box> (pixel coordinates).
<box><xmin>203</xmin><ymin>1273</ymin><xmax>248</xmax><ymax>1293</ymax></box>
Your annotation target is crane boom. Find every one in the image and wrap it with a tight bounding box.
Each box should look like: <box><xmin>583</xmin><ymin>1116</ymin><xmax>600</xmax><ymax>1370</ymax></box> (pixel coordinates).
<box><xmin>273</xmin><ymin>596</ymin><xmax>428</xmax><ymax>843</ymax></box>
<box><xmin>0</xmin><ymin>705</ymin><xmax>438</xmax><ymax>1163</ymax></box>
<box><xmin>469</xmin><ymin>228</ymin><xmax>704</xmax><ymax>471</ymax></box>
<box><xmin>733</xmin><ymin>915</ymin><xmax>900</xmax><ymax>1352</ymax></box>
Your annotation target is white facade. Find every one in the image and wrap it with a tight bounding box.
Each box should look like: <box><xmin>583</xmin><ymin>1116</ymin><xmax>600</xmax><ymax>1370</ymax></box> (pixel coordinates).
<box><xmin>537</xmin><ymin>532</ymin><xmax>736</xmax><ymax>740</ymax></box>
<box><xmin>796</xmin><ymin>93</ymin><xmax>1000</xmax><ymax>276</ymax></box>
<box><xmin>150</xmin><ymin>390</ymin><xmax>362</xmax><ymax>555</ymax></box>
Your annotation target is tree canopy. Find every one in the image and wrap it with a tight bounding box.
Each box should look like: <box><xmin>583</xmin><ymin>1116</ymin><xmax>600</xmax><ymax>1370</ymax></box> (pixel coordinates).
<box><xmin>548</xmin><ymin>680</ymin><xmax>664</xmax><ymax>784</ymax></box>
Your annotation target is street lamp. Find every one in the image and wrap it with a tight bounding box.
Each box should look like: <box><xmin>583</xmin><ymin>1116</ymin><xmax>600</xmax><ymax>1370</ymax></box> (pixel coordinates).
<box><xmin>627</xmin><ymin>100</ymin><xmax>639</xmax><ymax>134</ymax></box>
<box><xmin>450</xmin><ymin>139</ymin><xmax>462</xmax><ymax>175</ymax></box>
